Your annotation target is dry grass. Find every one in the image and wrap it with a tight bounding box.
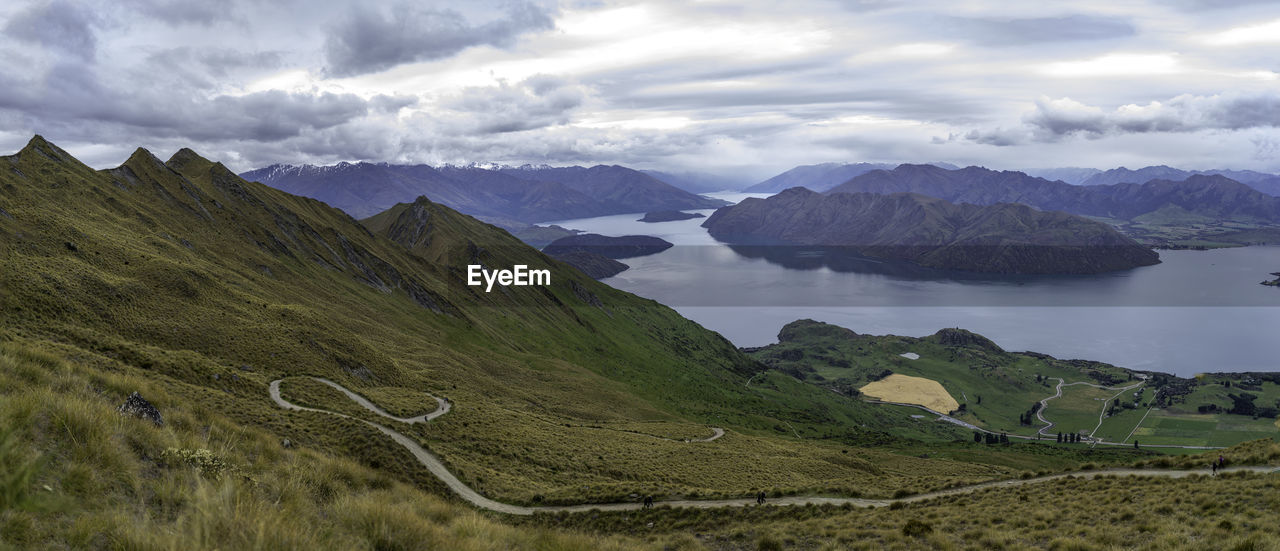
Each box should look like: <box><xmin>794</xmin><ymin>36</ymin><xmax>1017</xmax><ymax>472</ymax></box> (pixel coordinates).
<box><xmin>0</xmin><ymin>339</ymin><xmax>651</xmax><ymax>550</ymax></box>
<box><xmin>861</xmin><ymin>374</ymin><xmax>960</xmax><ymax>413</ymax></box>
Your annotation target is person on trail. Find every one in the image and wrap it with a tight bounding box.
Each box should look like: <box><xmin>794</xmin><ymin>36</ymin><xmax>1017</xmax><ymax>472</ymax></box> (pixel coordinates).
<box><xmin>642</xmin><ymin>495</ymin><xmax>653</xmax><ymax>509</ymax></box>
<box><xmin>756</xmin><ymin>491</ymin><xmax>766</xmax><ymax>505</ymax></box>
<box><xmin>1212</xmin><ymin>461</ymin><xmax>1218</xmax><ymax>475</ymax></box>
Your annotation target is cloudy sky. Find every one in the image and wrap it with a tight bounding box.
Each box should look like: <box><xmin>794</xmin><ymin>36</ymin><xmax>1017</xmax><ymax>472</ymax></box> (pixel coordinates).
<box><xmin>2</xmin><ymin>0</ymin><xmax>1279</xmax><ymax>180</ymax></box>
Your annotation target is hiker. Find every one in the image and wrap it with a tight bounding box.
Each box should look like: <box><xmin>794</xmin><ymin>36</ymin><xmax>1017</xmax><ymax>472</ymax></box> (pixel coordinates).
<box><xmin>757</xmin><ymin>491</ymin><xmax>766</xmax><ymax>505</ymax></box>
<box><xmin>1212</xmin><ymin>461</ymin><xmax>1218</xmax><ymax>475</ymax></box>
<box><xmin>642</xmin><ymin>495</ymin><xmax>653</xmax><ymax>509</ymax></box>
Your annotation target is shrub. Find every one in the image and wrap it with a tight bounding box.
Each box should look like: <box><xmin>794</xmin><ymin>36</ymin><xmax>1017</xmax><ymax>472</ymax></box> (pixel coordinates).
<box><xmin>160</xmin><ymin>448</ymin><xmax>230</xmax><ymax>481</ymax></box>
<box><xmin>902</xmin><ymin>519</ymin><xmax>933</xmax><ymax>537</ymax></box>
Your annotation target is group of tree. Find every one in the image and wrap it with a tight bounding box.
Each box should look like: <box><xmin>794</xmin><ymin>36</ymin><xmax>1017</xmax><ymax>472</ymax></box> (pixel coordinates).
<box><xmin>1019</xmin><ymin>402</ymin><xmax>1042</xmax><ymax>425</ymax></box>
<box><xmin>973</xmin><ymin>432</ymin><xmax>1010</xmax><ymax>445</ymax></box>
<box><xmin>1227</xmin><ymin>392</ymin><xmax>1280</xmax><ymax>419</ymax></box>
<box><xmin>1056</xmin><ymin>432</ymin><xmax>1082</xmax><ymax>443</ymax></box>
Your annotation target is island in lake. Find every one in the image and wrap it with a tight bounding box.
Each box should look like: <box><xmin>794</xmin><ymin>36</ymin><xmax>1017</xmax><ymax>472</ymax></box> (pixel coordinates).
<box><xmin>638</xmin><ymin>210</ymin><xmax>706</xmax><ymax>223</ymax></box>
<box><xmin>701</xmin><ymin>187</ymin><xmax>1161</xmax><ymax>275</ymax></box>
<box><xmin>542</xmin><ymin>233</ymin><xmax>674</xmax><ymax>259</ymax></box>
<box><xmin>548</xmin><ymin>251</ymin><xmax>630</xmax><ymax>279</ymax></box>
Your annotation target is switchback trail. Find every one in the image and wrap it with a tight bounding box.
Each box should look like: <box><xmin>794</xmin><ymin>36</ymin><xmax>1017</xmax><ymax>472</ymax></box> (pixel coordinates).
<box><xmin>269</xmin><ymin>377</ymin><xmax>1272</xmax><ymax>516</ymax></box>
<box><xmin>1036</xmin><ymin>379</ymin><xmax>1147</xmax><ymax>444</ymax></box>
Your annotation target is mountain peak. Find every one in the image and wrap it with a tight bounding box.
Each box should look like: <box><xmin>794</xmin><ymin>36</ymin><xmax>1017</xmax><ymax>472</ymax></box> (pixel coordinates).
<box><xmin>167</xmin><ymin>147</ymin><xmax>210</xmax><ymax>169</ymax></box>
<box><xmin>122</xmin><ymin>147</ymin><xmax>166</xmax><ymax>171</ymax></box>
<box><xmin>19</xmin><ymin>134</ymin><xmax>73</xmax><ymax>163</ymax></box>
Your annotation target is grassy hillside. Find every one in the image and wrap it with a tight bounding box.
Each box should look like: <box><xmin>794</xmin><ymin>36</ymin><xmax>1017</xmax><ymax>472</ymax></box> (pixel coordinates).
<box><xmin>750</xmin><ymin>320</ymin><xmax>1280</xmax><ymax>448</ymax></box>
<box><xmin>0</xmin><ymin>136</ymin><xmax>1126</xmax><ymax>515</ymax></box>
<box><xmin>0</xmin><ymin>339</ymin><xmax>648</xmax><ymax>550</ymax></box>
<box><xmin>534</xmin><ymin>446</ymin><xmax>1280</xmax><ymax>550</ymax></box>
<box><xmin>6</xmin><ymin>137</ymin><xmax>1274</xmax><ymax>548</ymax></box>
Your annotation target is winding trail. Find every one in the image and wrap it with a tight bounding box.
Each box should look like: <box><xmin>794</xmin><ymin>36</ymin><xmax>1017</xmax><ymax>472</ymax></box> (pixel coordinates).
<box><xmin>270</xmin><ymin>377</ymin><xmax>1267</xmax><ymax>516</ymax></box>
<box><xmin>1036</xmin><ymin>378</ymin><xmax>1144</xmax><ymax>440</ymax></box>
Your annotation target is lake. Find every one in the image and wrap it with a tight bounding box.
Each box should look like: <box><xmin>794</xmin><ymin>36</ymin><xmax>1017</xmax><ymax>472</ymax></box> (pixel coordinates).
<box><xmin>545</xmin><ymin>192</ymin><xmax>1280</xmax><ymax>377</ymax></box>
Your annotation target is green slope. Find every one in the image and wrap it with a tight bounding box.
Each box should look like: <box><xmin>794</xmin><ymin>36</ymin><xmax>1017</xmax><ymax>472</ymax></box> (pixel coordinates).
<box><xmin>0</xmin><ymin>136</ymin><xmax>1052</xmax><ymax>508</ymax></box>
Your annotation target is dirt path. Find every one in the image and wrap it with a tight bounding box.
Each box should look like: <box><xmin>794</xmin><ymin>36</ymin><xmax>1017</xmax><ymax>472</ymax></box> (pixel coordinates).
<box><xmin>270</xmin><ymin>377</ymin><xmax>1265</xmax><ymax>516</ymax></box>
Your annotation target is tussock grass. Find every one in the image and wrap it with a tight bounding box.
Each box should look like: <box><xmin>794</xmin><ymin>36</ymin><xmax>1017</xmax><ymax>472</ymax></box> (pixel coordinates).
<box><xmin>0</xmin><ymin>340</ymin><xmax>650</xmax><ymax>550</ymax></box>
<box><xmin>536</xmin><ymin>470</ymin><xmax>1280</xmax><ymax>549</ymax></box>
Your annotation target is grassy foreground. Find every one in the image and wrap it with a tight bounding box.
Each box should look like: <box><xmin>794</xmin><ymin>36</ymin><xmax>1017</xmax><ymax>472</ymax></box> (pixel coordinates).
<box><xmin>0</xmin><ymin>338</ymin><xmax>654</xmax><ymax>550</ymax></box>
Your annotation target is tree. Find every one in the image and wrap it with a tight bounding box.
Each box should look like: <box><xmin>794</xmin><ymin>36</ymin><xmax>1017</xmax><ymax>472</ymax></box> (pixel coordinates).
<box><xmin>1134</xmin><ymin>440</ymin><xmax>1140</xmax><ymax>449</ymax></box>
<box><xmin>974</xmin><ymin>432</ymin><xmax>982</xmax><ymax>443</ymax></box>
<box><xmin>1056</xmin><ymin>432</ymin><xmax>1062</xmax><ymax>443</ymax></box>
<box><xmin>1000</xmin><ymin>433</ymin><xmax>1009</xmax><ymax>444</ymax></box>
<box><xmin>976</xmin><ymin>395</ymin><xmax>982</xmax><ymax>405</ymax></box>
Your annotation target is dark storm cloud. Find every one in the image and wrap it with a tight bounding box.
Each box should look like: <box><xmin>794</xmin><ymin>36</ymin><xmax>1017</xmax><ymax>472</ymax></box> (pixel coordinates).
<box><xmin>323</xmin><ymin>2</ymin><xmax>556</xmax><ymax>77</ymax></box>
<box><xmin>194</xmin><ymin>91</ymin><xmax>372</xmax><ymax>141</ymax></box>
<box><xmin>931</xmin><ymin>15</ymin><xmax>1136</xmax><ymax>46</ymax></box>
<box><xmin>1023</xmin><ymin>93</ymin><xmax>1280</xmax><ymax>140</ymax></box>
<box><xmin>4</xmin><ymin>0</ymin><xmax>99</xmax><ymax>60</ymax></box>
<box><xmin>0</xmin><ymin>61</ymin><xmax>376</xmax><ymax>143</ymax></box>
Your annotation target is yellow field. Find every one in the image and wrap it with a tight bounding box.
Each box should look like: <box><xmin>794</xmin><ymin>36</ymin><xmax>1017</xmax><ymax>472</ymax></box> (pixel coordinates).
<box><xmin>860</xmin><ymin>374</ymin><xmax>959</xmax><ymax>413</ymax></box>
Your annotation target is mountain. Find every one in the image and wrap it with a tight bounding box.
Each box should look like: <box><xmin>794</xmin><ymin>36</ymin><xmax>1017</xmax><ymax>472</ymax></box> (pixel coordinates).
<box><xmin>242</xmin><ymin>162</ymin><xmax>726</xmax><ymax>224</ymax></box>
<box><xmin>1021</xmin><ymin>167</ymin><xmax>1102</xmax><ymax>185</ymax></box>
<box><xmin>827</xmin><ymin>165</ymin><xmax>1280</xmax><ymax>243</ymax></box>
<box><xmin>495</xmin><ymin>164</ymin><xmax>729</xmax><ymax>213</ymax></box>
<box><xmin>701</xmin><ymin>187</ymin><xmax>1160</xmax><ymax>274</ymax></box>
<box><xmin>1080</xmin><ymin>166</ymin><xmax>1280</xmax><ymax>196</ymax></box>
<box><xmin>641</xmin><ymin>169</ymin><xmax>743</xmax><ymax>193</ymax></box>
<box><xmin>744</xmin><ymin>162</ymin><xmax>896</xmax><ymax>193</ymax></box>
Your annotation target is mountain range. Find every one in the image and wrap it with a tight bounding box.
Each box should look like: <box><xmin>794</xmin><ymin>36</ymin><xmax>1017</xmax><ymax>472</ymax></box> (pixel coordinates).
<box><xmin>241</xmin><ymin>162</ymin><xmax>727</xmax><ymax>225</ymax></box>
<box><xmin>701</xmin><ymin>187</ymin><xmax>1160</xmax><ymax>274</ymax></box>
<box><xmin>640</xmin><ymin>169</ymin><xmax>743</xmax><ymax>194</ymax></box>
<box><xmin>828</xmin><ymin>165</ymin><xmax>1280</xmax><ymax>229</ymax></box>
<box><xmin>750</xmin><ymin>163</ymin><xmax>1280</xmax><ymax>196</ymax></box>
<box><xmin>743</xmin><ymin>162</ymin><xmax>898</xmax><ymax>193</ymax></box>
<box><xmin>1078</xmin><ymin>166</ymin><xmax>1280</xmax><ymax>195</ymax></box>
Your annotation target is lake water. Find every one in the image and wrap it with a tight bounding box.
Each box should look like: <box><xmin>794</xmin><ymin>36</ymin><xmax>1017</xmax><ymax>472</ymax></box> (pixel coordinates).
<box><xmin>545</xmin><ymin>192</ymin><xmax>1280</xmax><ymax>377</ymax></box>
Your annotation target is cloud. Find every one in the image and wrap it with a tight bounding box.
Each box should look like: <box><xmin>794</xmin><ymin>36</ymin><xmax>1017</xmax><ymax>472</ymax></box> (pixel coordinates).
<box><xmin>1202</xmin><ymin>18</ymin><xmax>1280</xmax><ymax>46</ymax></box>
<box><xmin>933</xmin><ymin>15</ymin><xmax>1135</xmax><ymax>46</ymax></box>
<box><xmin>4</xmin><ymin>0</ymin><xmax>99</xmax><ymax>60</ymax></box>
<box><xmin>323</xmin><ymin>2</ymin><xmax>556</xmax><ymax>77</ymax></box>
<box><xmin>122</xmin><ymin>0</ymin><xmax>238</xmax><ymax>26</ymax></box>
<box><xmin>1023</xmin><ymin>96</ymin><xmax>1109</xmax><ymax>137</ymax></box>
<box><xmin>1023</xmin><ymin>93</ymin><xmax>1280</xmax><ymax>139</ymax></box>
<box><xmin>963</xmin><ymin>127</ymin><xmax>1027</xmax><ymax>146</ymax></box>
<box><xmin>438</xmin><ymin>75</ymin><xmax>586</xmax><ymax>134</ymax></box>
<box><xmin>0</xmin><ymin>60</ymin><xmax>379</xmax><ymax>143</ymax></box>
<box><xmin>144</xmin><ymin>47</ymin><xmax>285</xmax><ymax>88</ymax></box>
